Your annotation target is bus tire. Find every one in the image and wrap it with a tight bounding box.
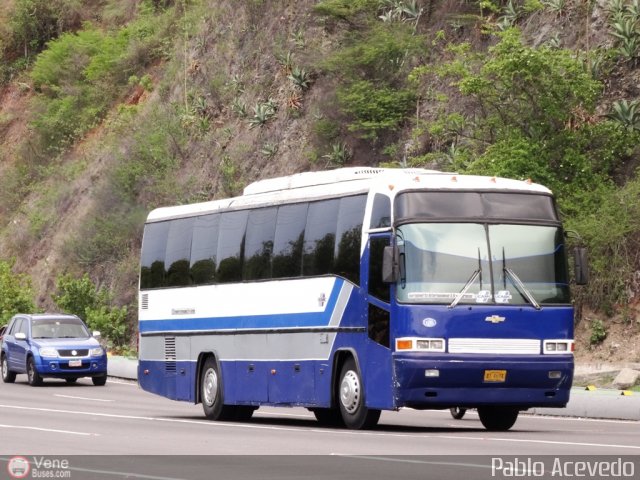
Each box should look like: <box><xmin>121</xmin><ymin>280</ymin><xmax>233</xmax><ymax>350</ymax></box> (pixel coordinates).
<box><xmin>337</xmin><ymin>357</ymin><xmax>380</xmax><ymax>430</ymax></box>
<box><xmin>200</xmin><ymin>357</ymin><xmax>235</xmax><ymax>421</ymax></box>
<box><xmin>450</xmin><ymin>407</ymin><xmax>467</xmax><ymax>420</ymax></box>
<box><xmin>478</xmin><ymin>406</ymin><xmax>519</xmax><ymax>431</ymax></box>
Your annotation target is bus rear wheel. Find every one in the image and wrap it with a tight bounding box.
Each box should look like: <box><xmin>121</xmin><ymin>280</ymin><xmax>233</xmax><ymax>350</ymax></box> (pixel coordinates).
<box><xmin>337</xmin><ymin>358</ymin><xmax>380</xmax><ymax>430</ymax></box>
<box><xmin>200</xmin><ymin>357</ymin><xmax>236</xmax><ymax>421</ymax></box>
<box><xmin>478</xmin><ymin>406</ymin><xmax>519</xmax><ymax>431</ymax></box>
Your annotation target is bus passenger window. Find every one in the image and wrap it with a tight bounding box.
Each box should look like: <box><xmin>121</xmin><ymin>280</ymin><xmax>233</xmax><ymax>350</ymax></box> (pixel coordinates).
<box><xmin>140</xmin><ymin>221</ymin><xmax>171</xmax><ymax>289</ymax></box>
<box><xmin>165</xmin><ymin>218</ymin><xmax>195</xmax><ymax>287</ymax></box>
<box><xmin>303</xmin><ymin>199</ymin><xmax>339</xmax><ymax>276</ymax></box>
<box><xmin>335</xmin><ymin>195</ymin><xmax>366</xmax><ymax>285</ymax></box>
<box><xmin>272</xmin><ymin>203</ymin><xmax>308</xmax><ymax>278</ymax></box>
<box><xmin>244</xmin><ymin>207</ymin><xmax>277</xmax><ymax>280</ymax></box>
<box><xmin>216</xmin><ymin>210</ymin><xmax>248</xmax><ymax>283</ymax></box>
<box><xmin>190</xmin><ymin>214</ymin><xmax>220</xmax><ymax>285</ymax></box>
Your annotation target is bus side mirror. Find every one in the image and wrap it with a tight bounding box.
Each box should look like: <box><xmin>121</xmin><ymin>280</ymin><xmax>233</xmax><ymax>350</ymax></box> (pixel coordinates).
<box><xmin>382</xmin><ymin>246</ymin><xmax>398</xmax><ymax>283</ymax></box>
<box><xmin>574</xmin><ymin>247</ymin><xmax>589</xmax><ymax>285</ymax></box>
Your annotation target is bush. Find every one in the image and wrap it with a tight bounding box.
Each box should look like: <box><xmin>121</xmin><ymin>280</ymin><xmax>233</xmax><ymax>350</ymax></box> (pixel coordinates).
<box><xmin>590</xmin><ymin>318</ymin><xmax>608</xmax><ymax>345</ymax></box>
<box><xmin>337</xmin><ymin>80</ymin><xmax>416</xmax><ymax>139</ymax></box>
<box><xmin>52</xmin><ymin>273</ymin><xmax>130</xmax><ymax>348</ymax></box>
<box><xmin>0</xmin><ymin>260</ymin><xmax>35</xmax><ymax>324</ymax></box>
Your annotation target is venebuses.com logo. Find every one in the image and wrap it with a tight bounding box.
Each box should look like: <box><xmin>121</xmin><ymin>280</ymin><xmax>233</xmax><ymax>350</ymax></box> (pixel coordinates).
<box><xmin>7</xmin><ymin>456</ymin><xmax>71</xmax><ymax>479</ymax></box>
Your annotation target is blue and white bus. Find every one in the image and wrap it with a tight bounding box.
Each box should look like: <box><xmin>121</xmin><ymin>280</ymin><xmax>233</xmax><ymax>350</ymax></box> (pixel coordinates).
<box><xmin>138</xmin><ymin>167</ymin><xmax>585</xmax><ymax>431</ymax></box>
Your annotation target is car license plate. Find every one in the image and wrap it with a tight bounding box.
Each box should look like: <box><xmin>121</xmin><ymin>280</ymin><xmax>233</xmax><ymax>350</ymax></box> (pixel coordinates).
<box><xmin>69</xmin><ymin>359</ymin><xmax>82</xmax><ymax>367</ymax></box>
<box><xmin>484</xmin><ymin>370</ymin><xmax>506</xmax><ymax>382</ymax></box>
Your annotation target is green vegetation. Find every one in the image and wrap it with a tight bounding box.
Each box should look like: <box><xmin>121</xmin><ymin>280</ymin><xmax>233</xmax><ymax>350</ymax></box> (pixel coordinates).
<box><xmin>52</xmin><ymin>274</ymin><xmax>130</xmax><ymax>349</ymax></box>
<box><xmin>590</xmin><ymin>318</ymin><xmax>608</xmax><ymax>345</ymax></box>
<box><xmin>0</xmin><ymin>260</ymin><xmax>35</xmax><ymax>324</ymax></box>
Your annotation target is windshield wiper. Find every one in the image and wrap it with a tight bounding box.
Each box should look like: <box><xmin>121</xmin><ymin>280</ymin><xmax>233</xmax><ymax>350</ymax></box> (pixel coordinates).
<box><xmin>502</xmin><ymin>249</ymin><xmax>541</xmax><ymax>310</ymax></box>
<box><xmin>449</xmin><ymin>249</ymin><xmax>484</xmax><ymax>309</ymax></box>
<box><xmin>448</xmin><ymin>269</ymin><xmax>481</xmax><ymax>309</ymax></box>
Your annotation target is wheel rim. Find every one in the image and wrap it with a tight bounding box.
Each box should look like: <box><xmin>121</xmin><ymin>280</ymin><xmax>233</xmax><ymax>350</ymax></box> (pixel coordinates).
<box><xmin>1</xmin><ymin>358</ymin><xmax>6</xmax><ymax>378</ymax></box>
<box><xmin>202</xmin><ymin>367</ymin><xmax>218</xmax><ymax>407</ymax></box>
<box><xmin>340</xmin><ymin>369</ymin><xmax>360</xmax><ymax>414</ymax></box>
<box><xmin>28</xmin><ymin>361</ymin><xmax>34</xmax><ymax>382</ymax></box>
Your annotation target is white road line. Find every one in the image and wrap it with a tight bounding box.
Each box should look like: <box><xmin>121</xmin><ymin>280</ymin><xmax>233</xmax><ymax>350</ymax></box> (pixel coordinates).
<box><xmin>0</xmin><ymin>424</ymin><xmax>98</xmax><ymax>436</ymax></box>
<box><xmin>54</xmin><ymin>394</ymin><xmax>114</xmax><ymax>402</ymax></box>
<box><xmin>0</xmin><ymin>403</ymin><xmax>638</xmax><ymax>451</ymax></box>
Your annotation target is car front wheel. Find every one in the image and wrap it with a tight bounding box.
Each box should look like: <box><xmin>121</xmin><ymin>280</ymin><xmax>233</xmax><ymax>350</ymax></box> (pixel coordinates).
<box><xmin>27</xmin><ymin>357</ymin><xmax>43</xmax><ymax>386</ymax></box>
<box><xmin>1</xmin><ymin>355</ymin><xmax>16</xmax><ymax>383</ymax></box>
<box><xmin>92</xmin><ymin>375</ymin><xmax>107</xmax><ymax>386</ymax></box>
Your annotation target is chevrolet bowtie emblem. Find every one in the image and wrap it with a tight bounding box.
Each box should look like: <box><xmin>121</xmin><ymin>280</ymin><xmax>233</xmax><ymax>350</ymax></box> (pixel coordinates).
<box><xmin>485</xmin><ymin>315</ymin><xmax>505</xmax><ymax>324</ymax></box>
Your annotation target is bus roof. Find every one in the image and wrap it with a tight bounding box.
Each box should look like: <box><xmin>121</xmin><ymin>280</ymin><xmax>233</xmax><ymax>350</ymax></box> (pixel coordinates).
<box><xmin>146</xmin><ymin>168</ymin><xmax>552</xmax><ymax>222</ymax></box>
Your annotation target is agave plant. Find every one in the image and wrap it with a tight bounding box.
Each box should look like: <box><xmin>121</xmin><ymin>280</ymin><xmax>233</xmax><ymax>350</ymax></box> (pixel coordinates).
<box><xmin>617</xmin><ymin>35</ymin><xmax>640</xmax><ymax>63</ymax></box>
<box><xmin>288</xmin><ymin>66</ymin><xmax>311</xmax><ymax>90</ymax></box>
<box><xmin>231</xmin><ymin>97</ymin><xmax>247</xmax><ymax>118</ymax></box>
<box><xmin>248</xmin><ymin>100</ymin><xmax>277</xmax><ymax>128</ymax></box>
<box><xmin>260</xmin><ymin>142</ymin><xmax>279</xmax><ymax>159</ymax></box>
<box><xmin>606</xmin><ymin>99</ymin><xmax>640</xmax><ymax>131</ymax></box>
<box><xmin>610</xmin><ymin>16</ymin><xmax>639</xmax><ymax>42</ymax></box>
<box><xmin>323</xmin><ymin>142</ymin><xmax>351</xmax><ymax>167</ymax></box>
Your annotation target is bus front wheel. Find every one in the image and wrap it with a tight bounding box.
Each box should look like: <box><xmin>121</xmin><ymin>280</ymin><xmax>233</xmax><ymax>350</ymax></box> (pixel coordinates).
<box><xmin>478</xmin><ymin>406</ymin><xmax>519</xmax><ymax>431</ymax></box>
<box><xmin>337</xmin><ymin>358</ymin><xmax>380</xmax><ymax>430</ymax></box>
<box><xmin>200</xmin><ymin>357</ymin><xmax>235</xmax><ymax>421</ymax></box>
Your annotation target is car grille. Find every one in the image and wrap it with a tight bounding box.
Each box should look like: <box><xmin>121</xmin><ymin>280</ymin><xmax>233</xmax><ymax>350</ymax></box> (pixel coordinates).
<box><xmin>58</xmin><ymin>349</ymin><xmax>89</xmax><ymax>357</ymax></box>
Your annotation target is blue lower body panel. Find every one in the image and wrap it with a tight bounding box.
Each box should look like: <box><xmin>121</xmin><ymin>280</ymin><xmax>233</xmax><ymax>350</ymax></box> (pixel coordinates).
<box><xmin>394</xmin><ymin>354</ymin><xmax>573</xmax><ymax>409</ymax></box>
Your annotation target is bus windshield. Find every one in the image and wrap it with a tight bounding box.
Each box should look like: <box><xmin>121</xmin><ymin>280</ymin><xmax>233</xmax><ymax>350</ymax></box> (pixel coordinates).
<box><xmin>396</xmin><ymin>223</ymin><xmax>570</xmax><ymax>306</ymax></box>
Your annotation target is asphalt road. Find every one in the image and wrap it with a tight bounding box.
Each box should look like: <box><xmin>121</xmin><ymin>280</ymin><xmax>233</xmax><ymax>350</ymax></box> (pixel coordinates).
<box><xmin>1</xmin><ymin>377</ymin><xmax>639</xmax><ymax>479</ymax></box>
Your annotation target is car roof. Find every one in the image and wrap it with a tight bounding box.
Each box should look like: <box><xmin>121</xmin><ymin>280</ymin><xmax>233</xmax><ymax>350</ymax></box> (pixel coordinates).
<box><xmin>12</xmin><ymin>313</ymin><xmax>82</xmax><ymax>322</ymax></box>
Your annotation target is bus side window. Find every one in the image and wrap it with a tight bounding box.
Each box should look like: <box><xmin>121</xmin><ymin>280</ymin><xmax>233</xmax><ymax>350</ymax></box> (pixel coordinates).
<box><xmin>217</xmin><ymin>210</ymin><xmax>249</xmax><ymax>283</ymax></box>
<box><xmin>140</xmin><ymin>221</ymin><xmax>171</xmax><ymax>289</ymax></box>
<box><xmin>272</xmin><ymin>203</ymin><xmax>308</xmax><ymax>278</ymax></box>
<box><xmin>302</xmin><ymin>199</ymin><xmax>339</xmax><ymax>276</ymax></box>
<box><xmin>369</xmin><ymin>194</ymin><xmax>391</xmax><ymax>229</ymax></box>
<box><xmin>335</xmin><ymin>195</ymin><xmax>367</xmax><ymax>285</ymax></box>
<box><xmin>190</xmin><ymin>214</ymin><xmax>220</xmax><ymax>285</ymax></box>
<box><xmin>166</xmin><ymin>217</ymin><xmax>195</xmax><ymax>287</ymax></box>
<box><xmin>244</xmin><ymin>207</ymin><xmax>277</xmax><ymax>280</ymax></box>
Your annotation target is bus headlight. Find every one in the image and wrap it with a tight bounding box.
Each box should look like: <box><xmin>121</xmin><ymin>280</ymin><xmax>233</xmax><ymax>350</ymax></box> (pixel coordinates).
<box><xmin>543</xmin><ymin>340</ymin><xmax>574</xmax><ymax>354</ymax></box>
<box><xmin>396</xmin><ymin>337</ymin><xmax>446</xmax><ymax>352</ymax></box>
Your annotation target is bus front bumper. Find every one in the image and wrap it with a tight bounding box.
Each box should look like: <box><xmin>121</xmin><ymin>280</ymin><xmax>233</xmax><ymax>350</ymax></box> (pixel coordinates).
<box><xmin>393</xmin><ymin>355</ymin><xmax>573</xmax><ymax>409</ymax></box>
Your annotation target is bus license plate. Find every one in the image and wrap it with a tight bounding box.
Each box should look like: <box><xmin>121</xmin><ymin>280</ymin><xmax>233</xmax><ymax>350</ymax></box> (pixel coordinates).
<box><xmin>69</xmin><ymin>359</ymin><xmax>82</xmax><ymax>367</ymax></box>
<box><xmin>484</xmin><ymin>370</ymin><xmax>506</xmax><ymax>382</ymax></box>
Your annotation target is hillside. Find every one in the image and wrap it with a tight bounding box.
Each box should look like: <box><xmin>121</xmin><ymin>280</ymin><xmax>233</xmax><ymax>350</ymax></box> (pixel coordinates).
<box><xmin>1</xmin><ymin>0</ymin><xmax>640</xmax><ymax>357</ymax></box>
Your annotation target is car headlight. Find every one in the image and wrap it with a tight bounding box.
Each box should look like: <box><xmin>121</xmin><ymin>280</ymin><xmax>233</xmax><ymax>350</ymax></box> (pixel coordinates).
<box><xmin>90</xmin><ymin>347</ymin><xmax>104</xmax><ymax>357</ymax></box>
<box><xmin>39</xmin><ymin>347</ymin><xmax>58</xmax><ymax>358</ymax></box>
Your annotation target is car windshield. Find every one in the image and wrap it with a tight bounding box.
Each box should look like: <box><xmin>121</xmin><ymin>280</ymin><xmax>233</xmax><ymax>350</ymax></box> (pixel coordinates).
<box><xmin>31</xmin><ymin>319</ymin><xmax>91</xmax><ymax>339</ymax></box>
<box><xmin>396</xmin><ymin>223</ymin><xmax>570</xmax><ymax>306</ymax></box>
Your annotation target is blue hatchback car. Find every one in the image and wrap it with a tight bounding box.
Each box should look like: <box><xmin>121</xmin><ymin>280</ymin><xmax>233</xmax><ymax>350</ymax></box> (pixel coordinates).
<box><xmin>1</xmin><ymin>313</ymin><xmax>108</xmax><ymax>386</ymax></box>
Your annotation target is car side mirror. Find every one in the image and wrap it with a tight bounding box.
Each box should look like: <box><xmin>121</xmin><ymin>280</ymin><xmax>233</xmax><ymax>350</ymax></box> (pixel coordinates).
<box><xmin>15</xmin><ymin>332</ymin><xmax>27</xmax><ymax>341</ymax></box>
<box><xmin>93</xmin><ymin>331</ymin><xmax>101</xmax><ymax>339</ymax></box>
<box><xmin>382</xmin><ymin>246</ymin><xmax>399</xmax><ymax>283</ymax></box>
<box><xmin>574</xmin><ymin>247</ymin><xmax>589</xmax><ymax>286</ymax></box>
